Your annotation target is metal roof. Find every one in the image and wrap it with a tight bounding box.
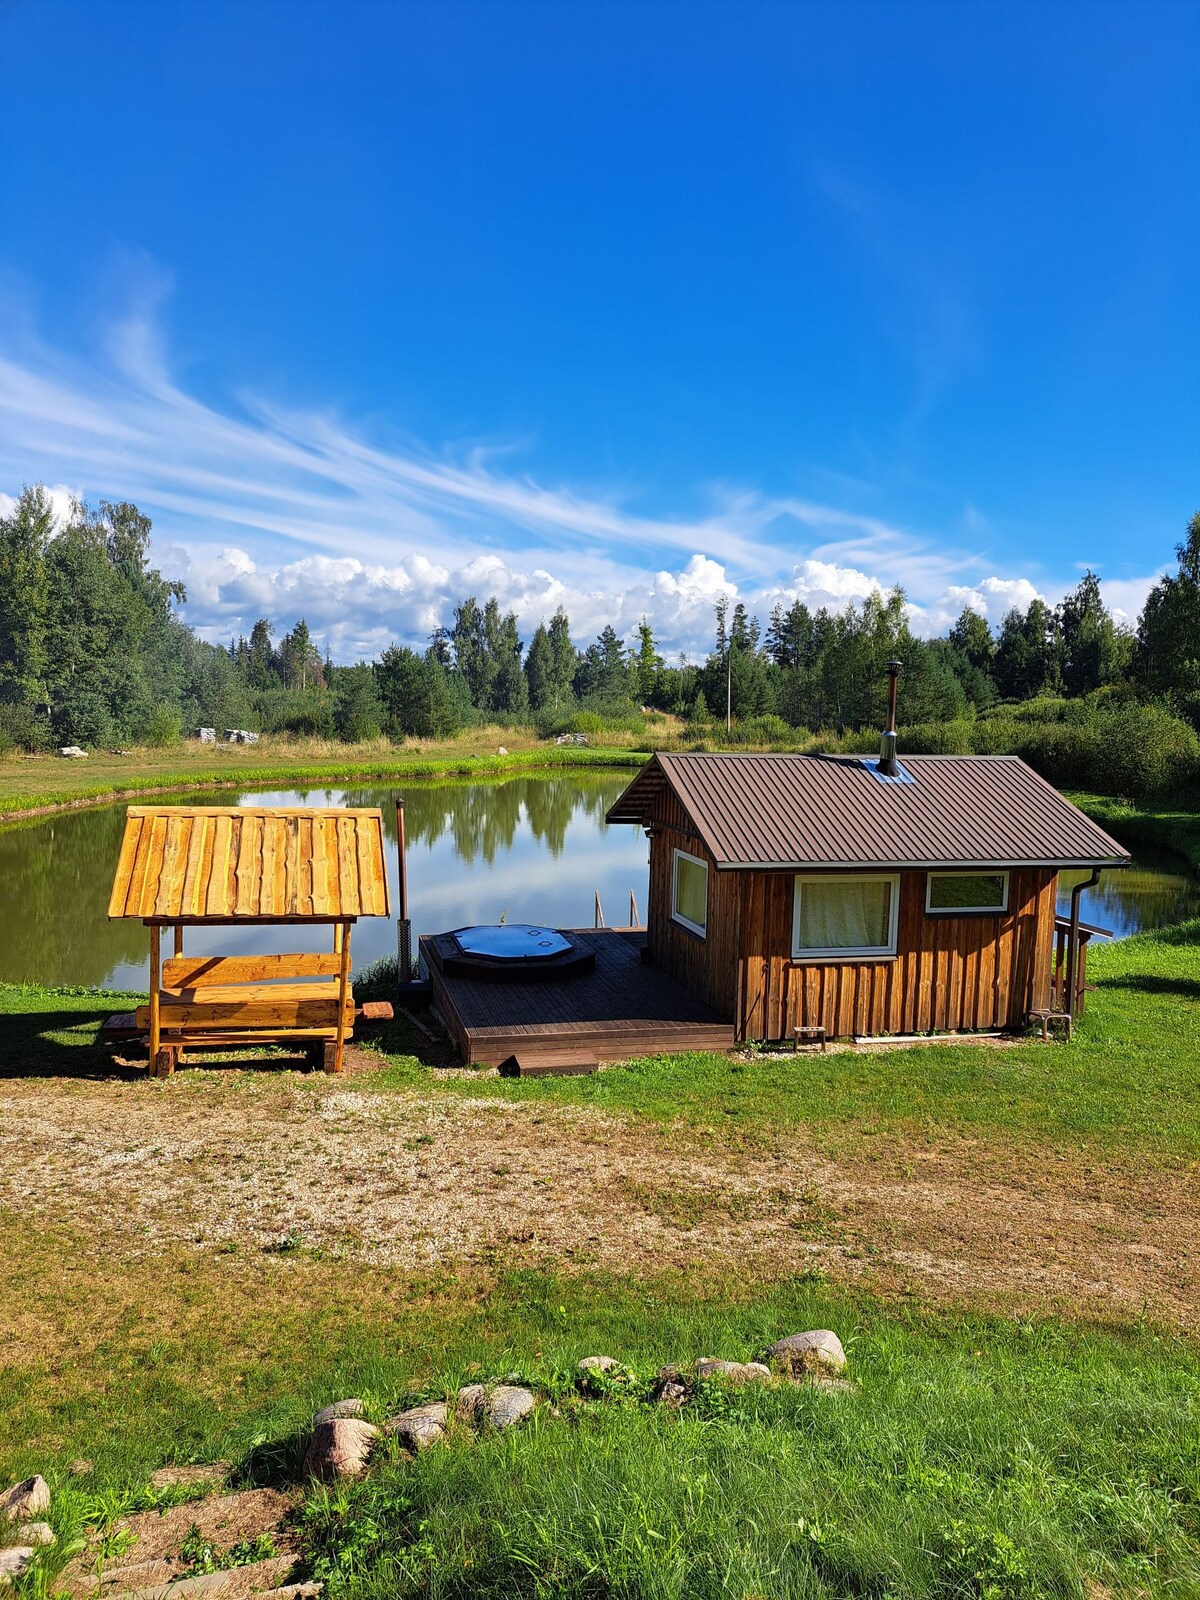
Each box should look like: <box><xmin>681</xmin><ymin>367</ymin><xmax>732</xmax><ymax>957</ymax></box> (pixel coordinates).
<box><xmin>108</xmin><ymin>806</ymin><xmax>392</xmax><ymax>922</ymax></box>
<box><xmin>605</xmin><ymin>752</ymin><xmax>1130</xmax><ymax>871</ymax></box>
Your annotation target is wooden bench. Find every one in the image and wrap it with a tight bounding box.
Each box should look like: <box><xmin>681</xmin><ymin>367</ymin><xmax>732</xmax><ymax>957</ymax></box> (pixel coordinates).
<box><xmin>106</xmin><ymin>805</ymin><xmax>394</xmax><ymax>1079</ymax></box>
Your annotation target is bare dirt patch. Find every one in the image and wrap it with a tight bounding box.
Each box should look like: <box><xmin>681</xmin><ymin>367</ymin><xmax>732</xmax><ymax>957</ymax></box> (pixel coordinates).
<box><xmin>2</xmin><ymin>1077</ymin><xmax>1197</xmax><ymax>1327</ymax></box>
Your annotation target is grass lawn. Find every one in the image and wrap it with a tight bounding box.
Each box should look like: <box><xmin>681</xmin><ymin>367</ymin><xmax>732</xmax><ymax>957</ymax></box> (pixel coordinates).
<box><xmin>0</xmin><ymin>730</ymin><xmax>646</xmax><ymax>819</ymax></box>
<box><xmin>2</xmin><ymin>917</ymin><xmax>1199</xmax><ymax>1596</ymax></box>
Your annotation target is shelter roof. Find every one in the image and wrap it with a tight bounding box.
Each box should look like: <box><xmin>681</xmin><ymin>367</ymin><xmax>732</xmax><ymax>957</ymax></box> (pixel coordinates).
<box><xmin>107</xmin><ymin>806</ymin><xmax>391</xmax><ymax>922</ymax></box>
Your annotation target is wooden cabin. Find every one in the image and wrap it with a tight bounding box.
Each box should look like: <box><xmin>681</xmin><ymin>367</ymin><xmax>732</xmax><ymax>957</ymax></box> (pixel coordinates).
<box><xmin>107</xmin><ymin>805</ymin><xmax>391</xmax><ymax>1075</ymax></box>
<box><xmin>606</xmin><ymin>751</ymin><xmax>1128</xmax><ymax>1042</ymax></box>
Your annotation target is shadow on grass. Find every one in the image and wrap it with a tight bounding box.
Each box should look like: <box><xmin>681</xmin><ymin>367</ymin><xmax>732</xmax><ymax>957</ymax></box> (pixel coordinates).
<box><xmin>1095</xmin><ymin>973</ymin><xmax>1200</xmax><ymax>1002</ymax></box>
<box><xmin>0</xmin><ymin>1006</ymin><xmax>146</xmax><ymax>1080</ymax></box>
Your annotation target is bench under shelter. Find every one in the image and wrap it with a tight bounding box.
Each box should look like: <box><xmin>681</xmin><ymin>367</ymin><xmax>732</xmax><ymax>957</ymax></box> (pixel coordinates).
<box><xmin>107</xmin><ymin>805</ymin><xmax>392</xmax><ymax>1075</ymax></box>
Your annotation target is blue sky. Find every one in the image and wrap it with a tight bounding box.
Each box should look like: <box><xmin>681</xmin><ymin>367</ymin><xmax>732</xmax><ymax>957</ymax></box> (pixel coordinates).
<box><xmin>0</xmin><ymin>0</ymin><xmax>1196</xmax><ymax>661</ymax></box>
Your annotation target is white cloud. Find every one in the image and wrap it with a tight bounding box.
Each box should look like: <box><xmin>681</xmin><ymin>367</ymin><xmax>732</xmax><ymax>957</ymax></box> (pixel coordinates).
<box><xmin>0</xmin><ymin>283</ymin><xmax>1107</xmax><ymax>659</ymax></box>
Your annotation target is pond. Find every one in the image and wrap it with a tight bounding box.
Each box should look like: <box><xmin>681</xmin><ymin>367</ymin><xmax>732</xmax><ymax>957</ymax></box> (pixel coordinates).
<box><xmin>2</xmin><ymin>775</ymin><xmax>1195</xmax><ymax>990</ymax></box>
<box><xmin>0</xmin><ymin>773</ymin><xmax>649</xmax><ymax>990</ymax></box>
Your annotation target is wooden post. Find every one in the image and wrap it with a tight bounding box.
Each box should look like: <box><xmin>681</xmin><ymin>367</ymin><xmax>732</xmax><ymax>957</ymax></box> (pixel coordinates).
<box><xmin>148</xmin><ymin>924</ymin><xmax>160</xmax><ymax>1059</ymax></box>
<box><xmin>148</xmin><ymin>923</ymin><xmax>174</xmax><ymax>1076</ymax></box>
<box><xmin>629</xmin><ymin>889</ymin><xmax>640</xmax><ymax>928</ymax></box>
<box><xmin>173</xmin><ymin>924</ymin><xmax>184</xmax><ymax>957</ymax></box>
<box><xmin>396</xmin><ymin>797</ymin><xmax>412</xmax><ymax>984</ymax></box>
<box><xmin>326</xmin><ymin>919</ymin><xmax>352</xmax><ymax>1073</ymax></box>
<box><xmin>594</xmin><ymin>889</ymin><xmax>604</xmax><ymax>928</ymax></box>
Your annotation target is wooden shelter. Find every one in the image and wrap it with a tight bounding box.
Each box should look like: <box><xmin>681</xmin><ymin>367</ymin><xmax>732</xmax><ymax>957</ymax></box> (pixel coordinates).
<box><xmin>107</xmin><ymin>805</ymin><xmax>391</xmax><ymax>1075</ymax></box>
<box><xmin>606</xmin><ymin>751</ymin><xmax>1128</xmax><ymax>1043</ymax></box>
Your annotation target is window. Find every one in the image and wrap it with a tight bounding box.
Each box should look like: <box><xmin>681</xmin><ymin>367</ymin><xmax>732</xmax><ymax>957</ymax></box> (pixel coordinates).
<box><xmin>792</xmin><ymin>874</ymin><xmax>899</xmax><ymax>960</ymax></box>
<box><xmin>671</xmin><ymin>848</ymin><xmax>708</xmax><ymax>937</ymax></box>
<box><xmin>925</xmin><ymin>872</ymin><xmax>1009</xmax><ymax>914</ymax></box>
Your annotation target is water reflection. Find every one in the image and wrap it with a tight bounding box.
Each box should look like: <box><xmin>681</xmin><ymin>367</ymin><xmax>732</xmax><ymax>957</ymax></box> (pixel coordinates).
<box><xmin>1058</xmin><ymin>846</ymin><xmax>1200</xmax><ymax>938</ymax></box>
<box><xmin>5</xmin><ymin>776</ymin><xmax>1196</xmax><ymax>993</ymax></box>
<box><xmin>0</xmin><ymin>774</ymin><xmax>648</xmax><ymax>991</ymax></box>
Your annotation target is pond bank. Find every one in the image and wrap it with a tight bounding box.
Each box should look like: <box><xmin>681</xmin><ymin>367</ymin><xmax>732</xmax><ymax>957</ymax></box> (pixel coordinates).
<box><xmin>0</xmin><ymin>741</ymin><xmax>646</xmax><ymax>822</ymax></box>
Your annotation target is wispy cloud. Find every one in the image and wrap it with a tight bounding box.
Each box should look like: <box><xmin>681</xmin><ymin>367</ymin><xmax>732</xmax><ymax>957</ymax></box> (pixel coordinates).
<box><xmin>0</xmin><ymin>288</ymin><xmax>1155</xmax><ymax>658</ymax></box>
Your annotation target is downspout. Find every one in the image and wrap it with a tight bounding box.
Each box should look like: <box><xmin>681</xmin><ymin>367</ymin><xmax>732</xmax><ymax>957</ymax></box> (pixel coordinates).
<box><xmin>1064</xmin><ymin>867</ymin><xmax>1102</xmax><ymax>1018</ymax></box>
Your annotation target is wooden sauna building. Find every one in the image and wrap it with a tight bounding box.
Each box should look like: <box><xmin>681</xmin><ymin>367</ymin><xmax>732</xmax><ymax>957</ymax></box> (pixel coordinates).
<box><xmin>107</xmin><ymin>805</ymin><xmax>391</xmax><ymax>1075</ymax></box>
<box><xmin>605</xmin><ymin>751</ymin><xmax>1128</xmax><ymax>1042</ymax></box>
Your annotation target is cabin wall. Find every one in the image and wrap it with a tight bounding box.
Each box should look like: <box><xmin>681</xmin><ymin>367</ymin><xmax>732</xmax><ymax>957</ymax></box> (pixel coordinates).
<box><xmin>643</xmin><ymin>792</ymin><xmax>739</xmax><ymax>1018</ymax></box>
<box><xmin>736</xmin><ymin>867</ymin><xmax>1058</xmax><ymax>1041</ymax></box>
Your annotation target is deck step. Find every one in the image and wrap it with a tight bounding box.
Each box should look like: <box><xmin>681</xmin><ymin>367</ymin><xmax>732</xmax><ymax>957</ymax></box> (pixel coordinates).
<box><xmin>498</xmin><ymin>1055</ymin><xmax>599</xmax><ymax>1077</ymax></box>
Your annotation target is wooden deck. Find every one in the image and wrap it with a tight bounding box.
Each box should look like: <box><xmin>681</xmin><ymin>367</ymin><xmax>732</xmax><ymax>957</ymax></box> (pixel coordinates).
<box><xmin>421</xmin><ymin>928</ymin><xmax>735</xmax><ymax>1067</ymax></box>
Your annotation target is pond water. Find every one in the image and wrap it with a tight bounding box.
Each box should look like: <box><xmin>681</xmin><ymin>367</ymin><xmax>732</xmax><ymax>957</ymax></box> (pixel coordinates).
<box><xmin>2</xmin><ymin>775</ymin><xmax>1195</xmax><ymax>990</ymax></box>
<box><xmin>1057</xmin><ymin>845</ymin><xmax>1200</xmax><ymax>938</ymax></box>
<box><xmin>0</xmin><ymin>774</ymin><xmax>649</xmax><ymax>990</ymax></box>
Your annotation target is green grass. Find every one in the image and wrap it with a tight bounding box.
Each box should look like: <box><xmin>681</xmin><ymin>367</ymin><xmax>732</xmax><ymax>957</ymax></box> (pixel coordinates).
<box><xmin>4</xmin><ymin>892</ymin><xmax>1200</xmax><ymax>1596</ymax></box>
<box><xmin>0</xmin><ymin>739</ymin><xmax>645</xmax><ymax>819</ymax></box>
<box><xmin>355</xmin><ymin>920</ymin><xmax>1200</xmax><ymax>1164</ymax></box>
<box><xmin>3</xmin><ymin>1262</ymin><xmax>1197</xmax><ymax>1600</ymax></box>
<box><xmin>1071</xmin><ymin>792</ymin><xmax>1200</xmax><ymax>877</ymax></box>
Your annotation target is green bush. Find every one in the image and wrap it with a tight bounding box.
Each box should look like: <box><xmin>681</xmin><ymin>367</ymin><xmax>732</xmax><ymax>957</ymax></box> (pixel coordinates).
<box><xmin>0</xmin><ymin>703</ymin><xmax>51</xmax><ymax>753</ymax></box>
<box><xmin>724</xmin><ymin>714</ymin><xmax>795</xmax><ymax>747</ymax></box>
<box><xmin>142</xmin><ymin>703</ymin><xmax>183</xmax><ymax>747</ymax></box>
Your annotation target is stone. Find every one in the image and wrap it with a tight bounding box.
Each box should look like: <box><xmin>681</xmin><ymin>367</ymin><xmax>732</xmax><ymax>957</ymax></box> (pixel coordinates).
<box><xmin>58</xmin><ymin>746</ymin><xmax>87</xmax><ymax>759</ymax></box>
<box><xmin>313</xmin><ymin>1398</ymin><xmax>365</xmax><ymax>1425</ymax></box>
<box><xmin>577</xmin><ymin>1355</ymin><xmax>621</xmax><ymax>1390</ymax></box>
<box><xmin>577</xmin><ymin>1355</ymin><xmax>620</xmax><ymax>1376</ymax></box>
<box><xmin>694</xmin><ymin>1358</ymin><xmax>772</xmax><ymax>1385</ymax></box>
<box><xmin>497</xmin><ymin>746</ymin><xmax>508</xmax><ymax>757</ymax></box>
<box><xmin>652</xmin><ymin>1366</ymin><xmax>691</xmax><ymax>1407</ymax></box>
<box><xmin>0</xmin><ymin>1547</ymin><xmax>33</xmax><ymax>1584</ymax></box>
<box><xmin>764</xmin><ymin>1329</ymin><xmax>847</xmax><ymax>1378</ymax></box>
<box><xmin>0</xmin><ymin>1476</ymin><xmax>49</xmax><ymax>1522</ymax></box>
<box><xmin>302</xmin><ymin>1417</ymin><xmax>379</xmax><ymax>1481</ymax></box>
<box><xmin>385</xmin><ymin>1401</ymin><xmax>449</xmax><ymax>1452</ymax></box>
<box><xmin>455</xmin><ymin>1383</ymin><xmax>537</xmax><ymax>1429</ymax></box>
<box><xmin>17</xmin><ymin>1523</ymin><xmax>54</xmax><ymax>1547</ymax></box>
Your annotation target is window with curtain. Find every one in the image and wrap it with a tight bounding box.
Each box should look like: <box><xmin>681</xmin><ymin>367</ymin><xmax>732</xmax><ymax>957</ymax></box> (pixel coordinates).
<box><xmin>672</xmin><ymin>849</ymin><xmax>708</xmax><ymax>936</ymax></box>
<box><xmin>926</xmin><ymin>872</ymin><xmax>1009</xmax><ymax>913</ymax></box>
<box><xmin>792</xmin><ymin>874</ymin><xmax>899</xmax><ymax>959</ymax></box>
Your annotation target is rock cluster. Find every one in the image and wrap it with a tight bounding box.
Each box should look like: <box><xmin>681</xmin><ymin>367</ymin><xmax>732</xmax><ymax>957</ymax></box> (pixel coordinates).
<box><xmin>0</xmin><ymin>1476</ymin><xmax>55</xmax><ymax>1589</ymax></box>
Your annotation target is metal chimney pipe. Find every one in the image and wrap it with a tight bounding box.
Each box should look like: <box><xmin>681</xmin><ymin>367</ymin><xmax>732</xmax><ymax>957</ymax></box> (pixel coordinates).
<box><xmin>878</xmin><ymin>660</ymin><xmax>901</xmax><ymax>776</ymax></box>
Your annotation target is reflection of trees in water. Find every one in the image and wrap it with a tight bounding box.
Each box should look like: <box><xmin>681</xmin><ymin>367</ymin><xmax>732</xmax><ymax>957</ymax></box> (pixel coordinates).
<box><xmin>0</xmin><ymin>806</ymin><xmax>147</xmax><ymax>986</ymax></box>
<box><xmin>0</xmin><ymin>773</ymin><xmax>634</xmax><ymax>988</ymax></box>
<box><xmin>1059</xmin><ymin>854</ymin><xmax>1200</xmax><ymax>934</ymax></box>
<box><xmin>338</xmin><ymin>774</ymin><xmax>628</xmax><ymax>866</ymax></box>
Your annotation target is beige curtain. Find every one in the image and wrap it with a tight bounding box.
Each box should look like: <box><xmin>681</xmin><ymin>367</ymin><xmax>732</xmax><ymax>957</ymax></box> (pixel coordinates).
<box><xmin>798</xmin><ymin>878</ymin><xmax>892</xmax><ymax>951</ymax></box>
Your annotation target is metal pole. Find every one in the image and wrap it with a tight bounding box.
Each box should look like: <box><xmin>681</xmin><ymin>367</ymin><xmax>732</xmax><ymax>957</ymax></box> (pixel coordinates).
<box><xmin>726</xmin><ymin>646</ymin><xmax>732</xmax><ymax>733</ymax></box>
<box><xmin>396</xmin><ymin>796</ymin><xmax>412</xmax><ymax>984</ymax></box>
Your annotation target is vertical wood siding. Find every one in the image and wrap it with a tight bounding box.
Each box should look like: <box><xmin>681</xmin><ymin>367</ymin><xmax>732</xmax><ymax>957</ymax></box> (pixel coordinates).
<box><xmin>643</xmin><ymin>791</ymin><xmax>739</xmax><ymax>1016</ymax></box>
<box><xmin>733</xmin><ymin>866</ymin><xmax>1057</xmax><ymax>1040</ymax></box>
<box><xmin>642</xmin><ymin>781</ymin><xmax>1058</xmax><ymax>1039</ymax></box>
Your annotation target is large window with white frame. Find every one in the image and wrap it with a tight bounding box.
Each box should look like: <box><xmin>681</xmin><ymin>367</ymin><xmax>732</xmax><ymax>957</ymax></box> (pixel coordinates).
<box><xmin>925</xmin><ymin>871</ymin><xmax>1009</xmax><ymax>915</ymax></box>
<box><xmin>792</xmin><ymin>873</ymin><xmax>900</xmax><ymax>960</ymax></box>
<box><xmin>671</xmin><ymin>848</ymin><xmax>709</xmax><ymax>937</ymax></box>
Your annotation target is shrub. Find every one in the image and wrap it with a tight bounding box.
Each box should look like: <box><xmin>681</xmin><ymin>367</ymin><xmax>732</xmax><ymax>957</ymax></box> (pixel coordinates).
<box><xmin>724</xmin><ymin>714</ymin><xmax>795</xmax><ymax>748</ymax></box>
<box><xmin>0</xmin><ymin>703</ymin><xmax>51</xmax><ymax>753</ymax></box>
<box><xmin>143</xmin><ymin>703</ymin><xmax>183</xmax><ymax>747</ymax></box>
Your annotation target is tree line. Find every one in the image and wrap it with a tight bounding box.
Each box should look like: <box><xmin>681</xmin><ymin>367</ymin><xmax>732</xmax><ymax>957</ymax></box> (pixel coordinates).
<box><xmin>1</xmin><ymin>483</ymin><xmax>1198</xmax><ymax>750</ymax></box>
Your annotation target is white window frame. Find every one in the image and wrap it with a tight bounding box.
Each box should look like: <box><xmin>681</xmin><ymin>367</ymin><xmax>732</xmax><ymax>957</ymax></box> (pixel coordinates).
<box><xmin>925</xmin><ymin>870</ymin><xmax>1010</xmax><ymax>916</ymax></box>
<box><xmin>671</xmin><ymin>847</ymin><xmax>709</xmax><ymax>938</ymax></box>
<box><xmin>792</xmin><ymin>873</ymin><xmax>900</xmax><ymax>961</ymax></box>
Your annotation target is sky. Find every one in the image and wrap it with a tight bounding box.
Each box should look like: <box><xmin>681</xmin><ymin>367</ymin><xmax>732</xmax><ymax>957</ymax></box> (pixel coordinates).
<box><xmin>0</xmin><ymin>0</ymin><xmax>1196</xmax><ymax>663</ymax></box>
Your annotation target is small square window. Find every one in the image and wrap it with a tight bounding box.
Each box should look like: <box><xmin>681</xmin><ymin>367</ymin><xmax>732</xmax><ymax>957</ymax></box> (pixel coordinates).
<box><xmin>671</xmin><ymin>849</ymin><xmax>708</xmax><ymax>937</ymax></box>
<box><xmin>925</xmin><ymin>872</ymin><xmax>1009</xmax><ymax>914</ymax></box>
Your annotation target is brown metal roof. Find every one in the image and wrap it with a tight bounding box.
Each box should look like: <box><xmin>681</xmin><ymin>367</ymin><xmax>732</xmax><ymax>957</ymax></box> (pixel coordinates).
<box><xmin>108</xmin><ymin>806</ymin><xmax>392</xmax><ymax>922</ymax></box>
<box><xmin>606</xmin><ymin>752</ymin><xmax>1130</xmax><ymax>871</ymax></box>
